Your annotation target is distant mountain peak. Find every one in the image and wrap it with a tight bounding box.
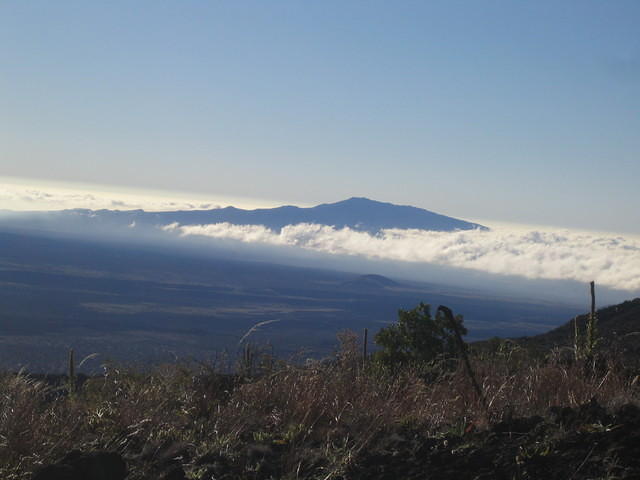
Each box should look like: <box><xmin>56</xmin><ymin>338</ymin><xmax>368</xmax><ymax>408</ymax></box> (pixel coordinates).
<box><xmin>327</xmin><ymin>197</ymin><xmax>388</xmax><ymax>206</ymax></box>
<box><xmin>341</xmin><ymin>273</ymin><xmax>400</xmax><ymax>290</ymax></box>
<box><xmin>304</xmin><ymin>197</ymin><xmax>486</xmax><ymax>232</ymax></box>
<box><xmin>340</xmin><ymin>196</ymin><xmax>376</xmax><ymax>203</ymax></box>
<box><xmin>4</xmin><ymin>197</ymin><xmax>488</xmax><ymax>235</ymax></box>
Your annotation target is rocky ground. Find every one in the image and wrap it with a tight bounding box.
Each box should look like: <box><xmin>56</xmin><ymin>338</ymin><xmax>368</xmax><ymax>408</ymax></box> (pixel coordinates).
<box><xmin>32</xmin><ymin>399</ymin><xmax>640</xmax><ymax>480</ymax></box>
<box><xmin>347</xmin><ymin>399</ymin><xmax>640</xmax><ymax>480</ymax></box>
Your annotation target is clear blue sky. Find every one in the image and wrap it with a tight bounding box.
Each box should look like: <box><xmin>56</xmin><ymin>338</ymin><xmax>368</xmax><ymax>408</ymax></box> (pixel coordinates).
<box><xmin>1</xmin><ymin>1</ymin><xmax>639</xmax><ymax>232</ymax></box>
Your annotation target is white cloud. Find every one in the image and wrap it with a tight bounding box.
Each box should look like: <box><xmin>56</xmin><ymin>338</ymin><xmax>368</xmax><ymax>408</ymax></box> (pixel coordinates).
<box><xmin>165</xmin><ymin>222</ymin><xmax>640</xmax><ymax>292</ymax></box>
<box><xmin>0</xmin><ymin>182</ymin><xmax>223</xmax><ymax>212</ymax></box>
<box><xmin>0</xmin><ymin>178</ymin><xmax>284</xmax><ymax>212</ymax></box>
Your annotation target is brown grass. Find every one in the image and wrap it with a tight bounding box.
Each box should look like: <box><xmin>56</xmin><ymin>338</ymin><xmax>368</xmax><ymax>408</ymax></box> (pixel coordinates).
<box><xmin>0</xmin><ymin>336</ymin><xmax>638</xmax><ymax>479</ymax></box>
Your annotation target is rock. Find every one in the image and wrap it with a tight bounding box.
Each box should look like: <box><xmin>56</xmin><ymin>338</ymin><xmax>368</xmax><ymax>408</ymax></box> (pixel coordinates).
<box><xmin>159</xmin><ymin>464</ymin><xmax>187</xmax><ymax>480</ymax></box>
<box><xmin>31</xmin><ymin>465</ymin><xmax>75</xmax><ymax>480</ymax></box>
<box><xmin>32</xmin><ymin>450</ymin><xmax>127</xmax><ymax>480</ymax></box>
<box><xmin>493</xmin><ymin>415</ymin><xmax>543</xmax><ymax>434</ymax></box>
<box><xmin>549</xmin><ymin>398</ymin><xmax>610</xmax><ymax>429</ymax></box>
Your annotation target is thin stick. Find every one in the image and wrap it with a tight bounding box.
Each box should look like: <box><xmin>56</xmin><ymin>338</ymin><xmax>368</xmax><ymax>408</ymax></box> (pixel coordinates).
<box><xmin>68</xmin><ymin>348</ymin><xmax>76</xmax><ymax>394</ymax></box>
<box><xmin>362</xmin><ymin>328</ymin><xmax>368</xmax><ymax>367</ymax></box>
<box><xmin>574</xmin><ymin>316</ymin><xmax>580</xmax><ymax>360</ymax></box>
<box><xmin>569</xmin><ymin>445</ymin><xmax>596</xmax><ymax>480</ymax></box>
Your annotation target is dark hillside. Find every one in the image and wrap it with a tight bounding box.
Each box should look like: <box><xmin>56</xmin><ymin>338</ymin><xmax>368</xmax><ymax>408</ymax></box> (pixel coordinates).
<box><xmin>515</xmin><ymin>298</ymin><xmax>640</xmax><ymax>353</ymax></box>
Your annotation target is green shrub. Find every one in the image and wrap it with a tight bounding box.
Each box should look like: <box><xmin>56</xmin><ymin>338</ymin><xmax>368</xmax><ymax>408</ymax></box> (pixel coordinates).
<box><xmin>373</xmin><ymin>302</ymin><xmax>466</xmax><ymax>368</ymax></box>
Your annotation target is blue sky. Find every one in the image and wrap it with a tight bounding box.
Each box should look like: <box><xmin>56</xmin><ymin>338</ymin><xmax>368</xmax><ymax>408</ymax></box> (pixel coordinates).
<box><xmin>1</xmin><ymin>1</ymin><xmax>639</xmax><ymax>232</ymax></box>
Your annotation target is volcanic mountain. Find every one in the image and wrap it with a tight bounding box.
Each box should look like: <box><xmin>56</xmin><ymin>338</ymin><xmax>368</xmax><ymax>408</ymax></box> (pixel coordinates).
<box><xmin>2</xmin><ymin>197</ymin><xmax>487</xmax><ymax>234</ymax></box>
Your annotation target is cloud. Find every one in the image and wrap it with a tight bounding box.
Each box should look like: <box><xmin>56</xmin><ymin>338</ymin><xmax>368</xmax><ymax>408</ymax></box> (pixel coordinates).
<box><xmin>163</xmin><ymin>222</ymin><xmax>640</xmax><ymax>292</ymax></box>
<box><xmin>0</xmin><ymin>182</ymin><xmax>224</xmax><ymax>212</ymax></box>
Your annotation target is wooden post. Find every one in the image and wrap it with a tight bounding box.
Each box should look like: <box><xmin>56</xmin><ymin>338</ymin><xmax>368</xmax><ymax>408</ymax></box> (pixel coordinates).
<box><xmin>585</xmin><ymin>281</ymin><xmax>598</xmax><ymax>361</ymax></box>
<box><xmin>590</xmin><ymin>281</ymin><xmax>596</xmax><ymax>320</ymax></box>
<box><xmin>68</xmin><ymin>348</ymin><xmax>76</xmax><ymax>394</ymax></box>
<box><xmin>362</xmin><ymin>328</ymin><xmax>368</xmax><ymax>367</ymax></box>
<box><xmin>573</xmin><ymin>316</ymin><xmax>580</xmax><ymax>361</ymax></box>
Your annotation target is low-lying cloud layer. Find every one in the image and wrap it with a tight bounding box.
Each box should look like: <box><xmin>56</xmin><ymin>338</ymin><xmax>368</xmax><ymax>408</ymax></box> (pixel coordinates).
<box><xmin>0</xmin><ymin>179</ymin><xmax>279</xmax><ymax>212</ymax></box>
<box><xmin>163</xmin><ymin>222</ymin><xmax>640</xmax><ymax>292</ymax></box>
<box><xmin>0</xmin><ymin>181</ymin><xmax>219</xmax><ymax>211</ymax></box>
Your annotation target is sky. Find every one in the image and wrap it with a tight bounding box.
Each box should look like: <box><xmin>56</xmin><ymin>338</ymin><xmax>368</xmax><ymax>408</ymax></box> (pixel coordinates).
<box><xmin>1</xmin><ymin>1</ymin><xmax>639</xmax><ymax>232</ymax></box>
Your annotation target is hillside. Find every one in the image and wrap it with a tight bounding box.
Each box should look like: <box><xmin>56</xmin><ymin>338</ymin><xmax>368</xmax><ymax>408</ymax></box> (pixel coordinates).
<box><xmin>340</xmin><ymin>274</ymin><xmax>400</xmax><ymax>291</ymax></box>
<box><xmin>515</xmin><ymin>298</ymin><xmax>640</xmax><ymax>354</ymax></box>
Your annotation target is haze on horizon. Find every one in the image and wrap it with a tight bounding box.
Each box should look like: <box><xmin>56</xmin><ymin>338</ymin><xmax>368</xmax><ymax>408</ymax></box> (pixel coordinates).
<box><xmin>1</xmin><ymin>1</ymin><xmax>639</xmax><ymax>234</ymax></box>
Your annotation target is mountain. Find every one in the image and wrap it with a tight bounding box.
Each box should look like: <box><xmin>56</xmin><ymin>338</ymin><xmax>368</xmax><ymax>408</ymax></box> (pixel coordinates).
<box><xmin>1</xmin><ymin>197</ymin><xmax>487</xmax><ymax>234</ymax></box>
<box><xmin>341</xmin><ymin>274</ymin><xmax>401</xmax><ymax>291</ymax></box>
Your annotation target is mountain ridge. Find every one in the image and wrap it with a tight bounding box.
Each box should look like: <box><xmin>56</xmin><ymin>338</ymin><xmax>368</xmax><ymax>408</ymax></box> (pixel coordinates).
<box><xmin>50</xmin><ymin>196</ymin><xmax>487</xmax><ymax>234</ymax></box>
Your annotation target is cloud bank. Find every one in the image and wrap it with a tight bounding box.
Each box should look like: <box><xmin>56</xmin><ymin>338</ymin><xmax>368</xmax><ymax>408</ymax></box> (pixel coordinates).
<box><xmin>0</xmin><ymin>179</ymin><xmax>281</xmax><ymax>212</ymax></box>
<box><xmin>0</xmin><ymin>182</ymin><xmax>220</xmax><ymax>211</ymax></box>
<box><xmin>163</xmin><ymin>222</ymin><xmax>640</xmax><ymax>292</ymax></box>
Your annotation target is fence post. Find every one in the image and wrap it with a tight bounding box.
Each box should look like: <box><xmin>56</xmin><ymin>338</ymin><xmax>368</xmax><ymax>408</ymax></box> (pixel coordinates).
<box><xmin>362</xmin><ymin>328</ymin><xmax>368</xmax><ymax>367</ymax></box>
<box><xmin>68</xmin><ymin>348</ymin><xmax>76</xmax><ymax>395</ymax></box>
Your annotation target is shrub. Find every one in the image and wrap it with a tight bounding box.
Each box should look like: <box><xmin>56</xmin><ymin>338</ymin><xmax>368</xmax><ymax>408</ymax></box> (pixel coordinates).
<box><xmin>373</xmin><ymin>302</ymin><xmax>466</xmax><ymax>368</ymax></box>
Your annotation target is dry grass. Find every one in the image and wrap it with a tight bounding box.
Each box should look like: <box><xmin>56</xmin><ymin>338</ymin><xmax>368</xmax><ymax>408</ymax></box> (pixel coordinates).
<box><xmin>0</xmin><ymin>336</ymin><xmax>638</xmax><ymax>479</ymax></box>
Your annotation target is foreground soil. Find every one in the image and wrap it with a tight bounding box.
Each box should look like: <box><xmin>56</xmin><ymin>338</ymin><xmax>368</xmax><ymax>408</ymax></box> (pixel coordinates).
<box><xmin>33</xmin><ymin>399</ymin><xmax>640</xmax><ymax>480</ymax></box>
<box><xmin>346</xmin><ymin>400</ymin><xmax>640</xmax><ymax>480</ymax></box>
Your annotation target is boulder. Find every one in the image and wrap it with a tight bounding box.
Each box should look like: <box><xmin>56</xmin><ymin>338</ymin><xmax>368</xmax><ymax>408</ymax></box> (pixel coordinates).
<box><xmin>32</xmin><ymin>450</ymin><xmax>126</xmax><ymax>480</ymax></box>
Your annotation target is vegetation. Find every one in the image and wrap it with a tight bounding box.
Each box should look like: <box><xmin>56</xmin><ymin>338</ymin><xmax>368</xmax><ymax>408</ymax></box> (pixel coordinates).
<box><xmin>1</xmin><ymin>301</ymin><xmax>640</xmax><ymax>479</ymax></box>
<box><xmin>373</xmin><ymin>302</ymin><xmax>466</xmax><ymax>368</ymax></box>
